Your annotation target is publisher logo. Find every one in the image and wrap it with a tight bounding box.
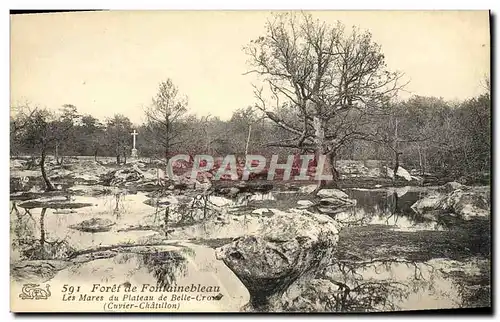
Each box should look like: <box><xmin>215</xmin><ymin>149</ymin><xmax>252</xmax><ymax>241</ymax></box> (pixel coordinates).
<box><xmin>19</xmin><ymin>284</ymin><xmax>51</xmax><ymax>300</ymax></box>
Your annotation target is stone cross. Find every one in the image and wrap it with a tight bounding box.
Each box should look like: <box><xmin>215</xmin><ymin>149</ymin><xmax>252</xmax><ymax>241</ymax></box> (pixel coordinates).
<box><xmin>131</xmin><ymin>130</ymin><xmax>138</xmax><ymax>158</ymax></box>
<box><xmin>131</xmin><ymin>130</ymin><xmax>138</xmax><ymax>149</ymax></box>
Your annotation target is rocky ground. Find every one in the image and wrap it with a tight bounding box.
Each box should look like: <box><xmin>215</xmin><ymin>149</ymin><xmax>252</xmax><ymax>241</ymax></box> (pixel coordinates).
<box><xmin>9</xmin><ymin>156</ymin><xmax>491</xmax><ymax>312</ymax></box>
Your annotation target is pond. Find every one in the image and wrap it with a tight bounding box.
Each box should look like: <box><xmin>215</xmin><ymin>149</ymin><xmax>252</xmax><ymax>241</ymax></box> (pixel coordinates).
<box><xmin>10</xmin><ymin>185</ymin><xmax>490</xmax><ymax>312</ymax></box>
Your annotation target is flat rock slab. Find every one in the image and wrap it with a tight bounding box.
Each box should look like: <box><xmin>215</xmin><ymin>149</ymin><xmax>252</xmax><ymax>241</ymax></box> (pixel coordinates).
<box><xmin>18</xmin><ymin>196</ymin><xmax>94</xmax><ymax>210</ymax></box>
<box><xmin>69</xmin><ymin>218</ymin><xmax>116</xmax><ymax>233</ymax></box>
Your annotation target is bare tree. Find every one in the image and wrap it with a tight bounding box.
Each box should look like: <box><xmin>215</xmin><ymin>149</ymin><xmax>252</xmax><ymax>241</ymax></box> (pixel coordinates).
<box><xmin>15</xmin><ymin>108</ymin><xmax>73</xmax><ymax>191</ymax></box>
<box><xmin>245</xmin><ymin>12</ymin><xmax>406</xmax><ymax>189</ymax></box>
<box><xmin>10</xmin><ymin>103</ymin><xmax>38</xmax><ymax>137</ymax></box>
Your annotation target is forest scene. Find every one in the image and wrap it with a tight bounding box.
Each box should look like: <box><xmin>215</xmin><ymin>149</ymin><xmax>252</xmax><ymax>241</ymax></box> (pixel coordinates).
<box><xmin>10</xmin><ymin>11</ymin><xmax>491</xmax><ymax>312</ymax></box>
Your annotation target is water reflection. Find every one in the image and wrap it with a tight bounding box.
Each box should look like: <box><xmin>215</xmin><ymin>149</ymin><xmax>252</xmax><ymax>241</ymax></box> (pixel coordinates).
<box><xmin>140</xmin><ymin>251</ymin><xmax>189</xmax><ymax>288</ymax></box>
<box><xmin>321</xmin><ymin>257</ymin><xmax>459</xmax><ymax>311</ymax></box>
<box><xmin>339</xmin><ymin>188</ymin><xmax>445</xmax><ymax>231</ymax></box>
<box><xmin>9</xmin><ymin>185</ymin><xmax>489</xmax><ymax>311</ymax></box>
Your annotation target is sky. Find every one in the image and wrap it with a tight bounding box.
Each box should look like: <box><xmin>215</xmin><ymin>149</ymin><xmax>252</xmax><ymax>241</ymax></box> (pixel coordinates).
<box><xmin>10</xmin><ymin>10</ymin><xmax>490</xmax><ymax>125</ymax></box>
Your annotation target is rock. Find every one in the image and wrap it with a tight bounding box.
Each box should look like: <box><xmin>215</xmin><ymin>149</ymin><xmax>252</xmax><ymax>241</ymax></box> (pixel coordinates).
<box><xmin>143</xmin><ymin>195</ymin><xmax>179</xmax><ymax>208</ymax></box>
<box><xmin>314</xmin><ymin>189</ymin><xmax>356</xmax><ymax>215</ymax></box>
<box><xmin>134</xmin><ymin>161</ymin><xmax>147</xmax><ymax>168</ymax></box>
<box><xmin>225</xmin><ymin>187</ymin><xmax>241</xmax><ymax>197</ymax></box>
<box><xmin>251</xmin><ymin>208</ymin><xmax>272</xmax><ymax>215</ymax></box>
<box><xmin>411</xmin><ymin>188</ymin><xmax>490</xmax><ymax>220</ymax></box>
<box><xmin>437</xmin><ymin>189</ymin><xmax>489</xmax><ymax>220</ymax></box>
<box><xmin>71</xmin><ymin>173</ymin><xmax>101</xmax><ymax>184</ymax></box>
<box><xmin>438</xmin><ymin>181</ymin><xmax>466</xmax><ymax>194</ymax></box>
<box><xmin>136</xmin><ymin>182</ymin><xmax>164</xmax><ymax>192</ymax></box>
<box><xmin>386</xmin><ymin>166</ymin><xmax>413</xmax><ymax>181</ymax></box>
<box><xmin>69</xmin><ymin>218</ymin><xmax>115</xmax><ymax>233</ymax></box>
<box><xmin>215</xmin><ymin>210</ymin><xmax>338</xmax><ymax>312</ymax></box>
<box><xmin>18</xmin><ymin>196</ymin><xmax>94</xmax><ymax>210</ymax></box>
<box><xmin>317</xmin><ymin>197</ymin><xmax>356</xmax><ymax>215</ymax></box>
<box><xmin>411</xmin><ymin>194</ymin><xmax>442</xmax><ymax>214</ymax></box>
<box><xmin>100</xmin><ymin>167</ymin><xmax>144</xmax><ymax>186</ymax></box>
<box><xmin>297</xmin><ymin>200</ymin><xmax>314</xmax><ymax>207</ymax></box>
<box><xmin>209</xmin><ymin>196</ymin><xmax>234</xmax><ymax>207</ymax></box>
<box><xmin>316</xmin><ymin>189</ymin><xmax>349</xmax><ymax>199</ymax></box>
<box><xmin>319</xmin><ymin>197</ymin><xmax>356</xmax><ymax>207</ymax></box>
<box><xmin>10</xmin><ymin>159</ymin><xmax>26</xmax><ymax>168</ymax></box>
<box><xmin>299</xmin><ymin>184</ymin><xmax>317</xmax><ymax>194</ymax></box>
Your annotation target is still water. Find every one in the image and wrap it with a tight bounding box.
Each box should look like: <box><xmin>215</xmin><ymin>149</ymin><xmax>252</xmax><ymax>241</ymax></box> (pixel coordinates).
<box><xmin>10</xmin><ymin>186</ymin><xmax>489</xmax><ymax>311</ymax></box>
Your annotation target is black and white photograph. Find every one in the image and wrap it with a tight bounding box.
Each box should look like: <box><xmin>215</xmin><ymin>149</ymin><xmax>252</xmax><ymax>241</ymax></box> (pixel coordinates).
<box><xmin>9</xmin><ymin>10</ymin><xmax>491</xmax><ymax>313</ymax></box>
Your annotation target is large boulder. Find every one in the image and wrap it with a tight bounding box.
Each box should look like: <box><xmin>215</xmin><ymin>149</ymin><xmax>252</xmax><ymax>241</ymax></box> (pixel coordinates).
<box><xmin>215</xmin><ymin>210</ymin><xmax>339</xmax><ymax>312</ymax></box>
<box><xmin>411</xmin><ymin>185</ymin><xmax>490</xmax><ymax>220</ymax></box>
<box><xmin>437</xmin><ymin>189</ymin><xmax>489</xmax><ymax>220</ymax></box>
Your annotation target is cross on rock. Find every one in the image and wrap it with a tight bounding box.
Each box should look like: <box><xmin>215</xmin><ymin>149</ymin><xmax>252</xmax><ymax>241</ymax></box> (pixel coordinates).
<box><xmin>131</xmin><ymin>130</ymin><xmax>138</xmax><ymax>158</ymax></box>
<box><xmin>131</xmin><ymin>130</ymin><xmax>138</xmax><ymax>149</ymax></box>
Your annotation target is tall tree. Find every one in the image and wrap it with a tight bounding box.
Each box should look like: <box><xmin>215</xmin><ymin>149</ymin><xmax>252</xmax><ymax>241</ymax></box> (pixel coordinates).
<box><xmin>245</xmin><ymin>12</ymin><xmax>405</xmax><ymax>188</ymax></box>
<box><xmin>105</xmin><ymin>114</ymin><xmax>133</xmax><ymax>164</ymax></box>
<box><xmin>52</xmin><ymin>104</ymin><xmax>80</xmax><ymax>164</ymax></box>
<box><xmin>80</xmin><ymin>114</ymin><xmax>105</xmax><ymax>161</ymax></box>
<box><xmin>145</xmin><ymin>79</ymin><xmax>188</xmax><ymax>162</ymax></box>
<box><xmin>15</xmin><ymin>108</ymin><xmax>73</xmax><ymax>190</ymax></box>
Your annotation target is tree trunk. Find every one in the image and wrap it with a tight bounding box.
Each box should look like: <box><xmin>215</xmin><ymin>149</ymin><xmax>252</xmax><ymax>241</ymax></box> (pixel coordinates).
<box><xmin>94</xmin><ymin>148</ymin><xmax>98</xmax><ymax>162</ymax></box>
<box><xmin>417</xmin><ymin>144</ymin><xmax>424</xmax><ymax>176</ymax></box>
<box><xmin>116</xmin><ymin>154</ymin><xmax>120</xmax><ymax>164</ymax></box>
<box><xmin>312</xmin><ymin>116</ymin><xmax>334</xmax><ymax>191</ymax></box>
<box><xmin>245</xmin><ymin>124</ymin><xmax>252</xmax><ymax>156</ymax></box>
<box><xmin>330</xmin><ymin>152</ymin><xmax>340</xmax><ymax>184</ymax></box>
<box><xmin>40</xmin><ymin>207</ymin><xmax>47</xmax><ymax>245</ymax></box>
<box><xmin>123</xmin><ymin>152</ymin><xmax>127</xmax><ymax>165</ymax></box>
<box><xmin>392</xmin><ymin>117</ymin><xmax>399</xmax><ymax>182</ymax></box>
<box><xmin>40</xmin><ymin>149</ymin><xmax>55</xmax><ymax>191</ymax></box>
<box><xmin>393</xmin><ymin>150</ymin><xmax>400</xmax><ymax>183</ymax></box>
<box><xmin>164</xmin><ymin>208</ymin><xmax>169</xmax><ymax>237</ymax></box>
<box><xmin>55</xmin><ymin>143</ymin><xmax>59</xmax><ymax>165</ymax></box>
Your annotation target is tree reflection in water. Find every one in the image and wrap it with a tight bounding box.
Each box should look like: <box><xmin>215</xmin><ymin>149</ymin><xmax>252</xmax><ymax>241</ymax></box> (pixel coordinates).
<box><xmin>315</xmin><ymin>256</ymin><xmax>439</xmax><ymax>312</ymax></box>
<box><xmin>11</xmin><ymin>201</ymin><xmax>37</xmax><ymax>252</ymax></box>
<box><xmin>140</xmin><ymin>251</ymin><xmax>190</xmax><ymax>289</ymax></box>
<box><xmin>11</xmin><ymin>205</ymin><xmax>74</xmax><ymax>260</ymax></box>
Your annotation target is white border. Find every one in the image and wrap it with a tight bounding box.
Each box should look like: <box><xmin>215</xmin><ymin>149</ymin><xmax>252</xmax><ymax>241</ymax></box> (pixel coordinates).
<box><xmin>2</xmin><ymin>1</ymin><xmax>498</xmax><ymax>321</ymax></box>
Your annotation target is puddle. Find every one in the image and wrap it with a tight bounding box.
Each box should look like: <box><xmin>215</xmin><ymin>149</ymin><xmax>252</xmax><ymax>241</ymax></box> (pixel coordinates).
<box><xmin>10</xmin><ymin>243</ymin><xmax>249</xmax><ymax>312</ymax></box>
<box><xmin>10</xmin><ymin>184</ymin><xmax>489</xmax><ymax>311</ymax></box>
